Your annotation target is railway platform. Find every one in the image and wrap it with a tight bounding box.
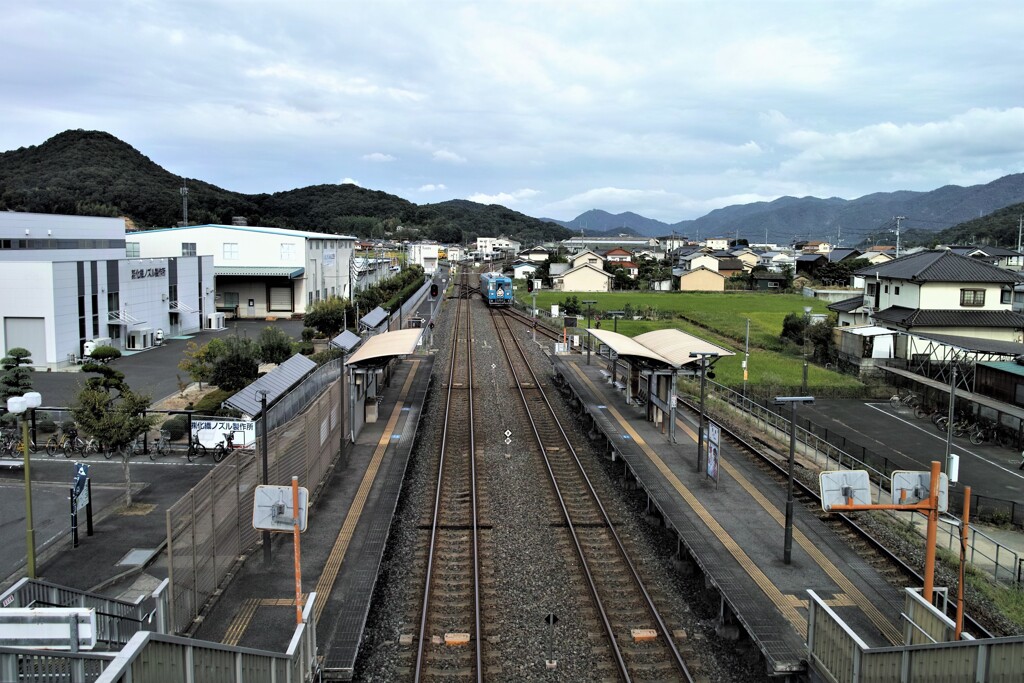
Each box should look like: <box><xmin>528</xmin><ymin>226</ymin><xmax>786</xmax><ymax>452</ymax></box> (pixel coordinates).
<box><xmin>189</xmin><ymin>355</ymin><xmax>432</xmax><ymax>680</ymax></box>
<box><xmin>553</xmin><ymin>353</ymin><xmax>907</xmax><ymax>677</ymax></box>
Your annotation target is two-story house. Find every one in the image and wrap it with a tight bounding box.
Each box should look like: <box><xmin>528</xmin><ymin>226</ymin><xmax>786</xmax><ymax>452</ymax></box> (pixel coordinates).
<box><xmin>832</xmin><ymin>250</ymin><xmax>1024</xmax><ymax>343</ymax></box>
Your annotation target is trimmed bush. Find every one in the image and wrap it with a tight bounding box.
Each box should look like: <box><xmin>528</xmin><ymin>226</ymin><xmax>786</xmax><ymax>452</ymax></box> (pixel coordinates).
<box><xmin>192</xmin><ymin>388</ymin><xmax>234</xmax><ymax>414</ymax></box>
<box><xmin>161</xmin><ymin>414</ymin><xmax>189</xmax><ymax>440</ymax></box>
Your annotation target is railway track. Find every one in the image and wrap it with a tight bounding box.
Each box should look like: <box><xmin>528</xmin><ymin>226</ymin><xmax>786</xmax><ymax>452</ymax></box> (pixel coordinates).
<box><xmin>675</xmin><ymin>395</ymin><xmax>996</xmax><ymax>639</ymax></box>
<box><xmin>500</xmin><ymin>305</ymin><xmax>562</xmax><ymax>341</ymax></box>
<box><xmin>412</xmin><ymin>272</ymin><xmax>488</xmax><ymax>681</ymax></box>
<box><xmin>492</xmin><ymin>308</ymin><xmax>697</xmax><ymax>682</ymax></box>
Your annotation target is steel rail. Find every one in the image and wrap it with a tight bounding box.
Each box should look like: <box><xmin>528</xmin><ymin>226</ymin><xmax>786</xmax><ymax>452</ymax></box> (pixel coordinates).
<box><xmin>492</xmin><ymin>310</ymin><xmax>694</xmax><ymax>683</ymax></box>
<box><xmin>414</xmin><ymin>272</ymin><xmax>484</xmax><ymax>682</ymax></box>
<box><xmin>674</xmin><ymin>395</ymin><xmax>995</xmax><ymax>640</ymax></box>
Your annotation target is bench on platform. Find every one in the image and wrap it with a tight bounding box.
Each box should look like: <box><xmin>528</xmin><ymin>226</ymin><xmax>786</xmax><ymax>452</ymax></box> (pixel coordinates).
<box><xmin>612</xmin><ymin>381</ymin><xmax>626</xmax><ymax>392</ymax></box>
<box><xmin>599</xmin><ymin>369</ymin><xmax>612</xmax><ymax>382</ymax></box>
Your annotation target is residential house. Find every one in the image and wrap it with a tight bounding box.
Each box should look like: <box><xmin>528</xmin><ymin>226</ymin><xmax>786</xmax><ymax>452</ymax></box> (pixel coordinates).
<box><xmin>943</xmin><ymin>245</ymin><xmax>1024</xmax><ymax>271</ymax></box>
<box><xmin>569</xmin><ymin>249</ymin><xmax>605</xmax><ymax>270</ymax></box>
<box><xmin>730</xmin><ymin>249</ymin><xmax>760</xmax><ymax>269</ymax></box>
<box><xmin>795</xmin><ymin>240</ymin><xmax>832</xmax><ymax>254</ymax></box>
<box><xmin>758</xmin><ymin>251</ymin><xmax>796</xmax><ymax>272</ymax></box>
<box><xmin>682</xmin><ymin>252</ymin><xmax>720</xmax><ymax>272</ymax></box>
<box><xmin>704</xmin><ymin>237</ymin><xmax>730</xmax><ymax>250</ymax></box>
<box><xmin>716</xmin><ymin>257</ymin><xmax>747</xmax><ymax>278</ymax></box>
<box><xmin>511</xmin><ymin>261</ymin><xmax>539</xmax><ymax>279</ymax></box>
<box><xmin>751</xmin><ymin>271</ymin><xmax>788</xmax><ymax>292</ymax></box>
<box><xmin>518</xmin><ymin>246</ymin><xmax>551</xmax><ymax>263</ymax></box>
<box><xmin>826</xmin><ymin>248</ymin><xmax>864</xmax><ymax>263</ymax></box>
<box><xmin>603</xmin><ymin>247</ymin><xmax>633</xmax><ymax>263</ymax></box>
<box><xmin>795</xmin><ymin>253</ymin><xmax>827</xmax><ymax>277</ymax></box>
<box><xmin>834</xmin><ymin>250</ymin><xmax>1024</xmax><ymax>345</ymax></box>
<box><xmin>678</xmin><ymin>266</ymin><xmax>726</xmax><ymax>292</ymax></box>
<box><xmin>477</xmin><ymin>236</ymin><xmax>522</xmax><ymax>255</ymax></box>
<box><xmin>608</xmin><ymin>260</ymin><xmax>639</xmax><ymax>279</ymax></box>
<box><xmin>550</xmin><ymin>262</ymin><xmax>613</xmax><ymax>292</ymax></box>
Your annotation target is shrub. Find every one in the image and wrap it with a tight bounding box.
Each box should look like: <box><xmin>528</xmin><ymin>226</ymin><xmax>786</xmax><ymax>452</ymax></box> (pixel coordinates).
<box><xmin>161</xmin><ymin>414</ymin><xmax>189</xmax><ymax>440</ymax></box>
<box><xmin>301</xmin><ymin>327</ymin><xmax>316</xmax><ymax>342</ymax></box>
<box><xmin>192</xmin><ymin>388</ymin><xmax>234</xmax><ymax>414</ymax></box>
<box><xmin>310</xmin><ymin>347</ymin><xmax>346</xmax><ymax>366</ymax></box>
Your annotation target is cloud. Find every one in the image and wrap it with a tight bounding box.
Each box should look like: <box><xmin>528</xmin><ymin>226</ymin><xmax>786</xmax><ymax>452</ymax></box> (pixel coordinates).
<box><xmin>433</xmin><ymin>149</ymin><xmax>467</xmax><ymax>164</ymax></box>
<box><xmin>340</xmin><ymin>177</ymin><xmax>361</xmax><ymax>186</ymax></box>
<box><xmin>779</xmin><ymin>107</ymin><xmax>1024</xmax><ymax>174</ymax></box>
<box><xmin>419</xmin><ymin>183</ymin><xmax>447</xmax><ymax>191</ymax></box>
<box><xmin>467</xmin><ymin>188</ymin><xmax>539</xmax><ymax>205</ymax></box>
<box><xmin>362</xmin><ymin>152</ymin><xmax>395</xmax><ymax>162</ymax></box>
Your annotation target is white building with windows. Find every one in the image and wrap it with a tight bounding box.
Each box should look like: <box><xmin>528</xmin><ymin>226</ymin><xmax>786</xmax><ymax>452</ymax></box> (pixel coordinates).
<box><xmin>408</xmin><ymin>242</ymin><xmax>441</xmax><ymax>274</ymax></box>
<box><xmin>476</xmin><ymin>236</ymin><xmax>522</xmax><ymax>256</ymax></box>
<box><xmin>0</xmin><ymin>212</ymin><xmax>213</xmax><ymax>369</ymax></box>
<box><xmin>131</xmin><ymin>224</ymin><xmax>356</xmax><ymax>319</ymax></box>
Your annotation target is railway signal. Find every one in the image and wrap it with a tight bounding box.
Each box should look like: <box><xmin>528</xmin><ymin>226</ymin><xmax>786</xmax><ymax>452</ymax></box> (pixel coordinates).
<box><xmin>430</xmin><ymin>283</ymin><xmax>439</xmax><ymax>298</ymax></box>
<box><xmin>527</xmin><ymin>279</ymin><xmax>534</xmax><ymax>293</ymax></box>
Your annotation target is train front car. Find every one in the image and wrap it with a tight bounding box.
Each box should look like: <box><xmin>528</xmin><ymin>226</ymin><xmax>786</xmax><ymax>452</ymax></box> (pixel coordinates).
<box><xmin>480</xmin><ymin>272</ymin><xmax>514</xmax><ymax>306</ymax></box>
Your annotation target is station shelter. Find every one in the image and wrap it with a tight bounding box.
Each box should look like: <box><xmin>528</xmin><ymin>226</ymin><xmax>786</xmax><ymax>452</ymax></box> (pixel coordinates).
<box><xmin>585</xmin><ymin>327</ymin><xmax>734</xmax><ymax>441</ymax></box>
<box><xmin>344</xmin><ymin>328</ymin><xmax>422</xmax><ymax>439</ymax></box>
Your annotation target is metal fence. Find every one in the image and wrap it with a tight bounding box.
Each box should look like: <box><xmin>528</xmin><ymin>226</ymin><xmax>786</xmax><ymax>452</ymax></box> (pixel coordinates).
<box><xmin>699</xmin><ymin>379</ymin><xmax>1023</xmax><ymax>586</ymax></box>
<box><xmin>166</xmin><ymin>364</ymin><xmax>344</xmax><ymax>634</ymax></box>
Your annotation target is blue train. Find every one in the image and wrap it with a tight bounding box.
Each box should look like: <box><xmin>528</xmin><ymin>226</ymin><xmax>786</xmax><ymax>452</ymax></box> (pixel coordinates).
<box><xmin>480</xmin><ymin>271</ymin><xmax>513</xmax><ymax>306</ymax></box>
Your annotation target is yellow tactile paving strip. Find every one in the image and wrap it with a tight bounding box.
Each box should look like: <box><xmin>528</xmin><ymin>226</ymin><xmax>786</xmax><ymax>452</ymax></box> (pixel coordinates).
<box><xmin>567</xmin><ymin>363</ymin><xmax>807</xmax><ymax>636</ymax></box>
<box><xmin>222</xmin><ymin>361</ymin><xmax>421</xmax><ymax>643</ymax></box>
<box><xmin>674</xmin><ymin>408</ymin><xmax>899</xmax><ymax>643</ymax></box>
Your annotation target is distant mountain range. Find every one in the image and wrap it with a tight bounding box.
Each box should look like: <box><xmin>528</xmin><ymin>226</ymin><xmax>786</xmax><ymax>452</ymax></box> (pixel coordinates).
<box><xmin>545</xmin><ymin>175</ymin><xmax>1024</xmax><ymax>248</ymax></box>
<box><xmin>3</xmin><ymin>129</ymin><xmax>1024</xmax><ymax>250</ymax></box>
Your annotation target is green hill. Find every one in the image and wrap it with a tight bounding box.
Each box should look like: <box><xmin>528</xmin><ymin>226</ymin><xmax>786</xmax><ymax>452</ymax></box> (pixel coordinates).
<box><xmin>0</xmin><ymin>129</ymin><xmax>571</xmax><ymax>245</ymax></box>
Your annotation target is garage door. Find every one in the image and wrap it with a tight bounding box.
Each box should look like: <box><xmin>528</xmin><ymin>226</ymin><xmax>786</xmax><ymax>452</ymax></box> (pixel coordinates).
<box><xmin>269</xmin><ymin>286</ymin><xmax>293</xmax><ymax>312</ymax></box>
<box><xmin>4</xmin><ymin>317</ymin><xmax>46</xmax><ymax>366</ymax></box>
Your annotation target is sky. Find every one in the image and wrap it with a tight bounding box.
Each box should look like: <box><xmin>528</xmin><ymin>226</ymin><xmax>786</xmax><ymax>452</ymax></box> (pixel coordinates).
<box><xmin>3</xmin><ymin>0</ymin><xmax>1024</xmax><ymax>225</ymax></box>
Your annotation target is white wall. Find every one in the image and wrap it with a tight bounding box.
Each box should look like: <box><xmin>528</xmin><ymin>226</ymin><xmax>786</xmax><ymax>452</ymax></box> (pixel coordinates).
<box><xmin>0</xmin><ymin>262</ymin><xmax>56</xmax><ymax>365</ymax></box>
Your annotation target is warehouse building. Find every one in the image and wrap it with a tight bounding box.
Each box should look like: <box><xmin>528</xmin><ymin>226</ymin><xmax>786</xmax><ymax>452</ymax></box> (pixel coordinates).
<box><xmin>0</xmin><ymin>212</ymin><xmax>213</xmax><ymax>369</ymax></box>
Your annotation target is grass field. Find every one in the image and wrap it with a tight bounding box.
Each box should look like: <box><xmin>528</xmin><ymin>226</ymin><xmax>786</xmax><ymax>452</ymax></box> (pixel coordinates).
<box><xmin>517</xmin><ymin>288</ymin><xmax>865</xmax><ymax>392</ymax></box>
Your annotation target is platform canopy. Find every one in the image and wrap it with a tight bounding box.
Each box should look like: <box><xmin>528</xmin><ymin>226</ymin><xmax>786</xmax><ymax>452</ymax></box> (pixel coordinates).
<box><xmin>224</xmin><ymin>353</ymin><xmax>317</xmax><ymax>417</ymax></box>
<box><xmin>345</xmin><ymin>328</ymin><xmax>421</xmax><ymax>368</ymax></box>
<box><xmin>634</xmin><ymin>329</ymin><xmax>735</xmax><ymax>367</ymax></box>
<box><xmin>330</xmin><ymin>329</ymin><xmax>363</xmax><ymax>352</ymax></box>
<box><xmin>359</xmin><ymin>306</ymin><xmax>389</xmax><ymax>330</ymax></box>
<box><xmin>586</xmin><ymin>328</ymin><xmax>675</xmax><ymax>369</ymax></box>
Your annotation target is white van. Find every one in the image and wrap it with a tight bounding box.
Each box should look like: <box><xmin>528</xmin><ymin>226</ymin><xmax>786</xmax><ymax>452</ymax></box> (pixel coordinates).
<box><xmin>83</xmin><ymin>337</ymin><xmax>114</xmax><ymax>358</ymax></box>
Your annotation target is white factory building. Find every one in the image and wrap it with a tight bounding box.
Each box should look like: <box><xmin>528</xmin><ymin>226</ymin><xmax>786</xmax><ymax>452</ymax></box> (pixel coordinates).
<box><xmin>131</xmin><ymin>224</ymin><xmax>356</xmax><ymax>319</ymax></box>
<box><xmin>0</xmin><ymin>212</ymin><xmax>213</xmax><ymax>369</ymax></box>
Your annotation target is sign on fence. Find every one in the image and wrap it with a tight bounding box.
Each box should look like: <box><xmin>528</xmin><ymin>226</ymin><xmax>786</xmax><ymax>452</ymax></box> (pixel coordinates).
<box><xmin>191</xmin><ymin>416</ymin><xmax>256</xmax><ymax>448</ymax></box>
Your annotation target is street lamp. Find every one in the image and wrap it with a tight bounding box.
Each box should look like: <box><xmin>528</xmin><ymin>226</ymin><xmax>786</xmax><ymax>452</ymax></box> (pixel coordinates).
<box><xmin>774</xmin><ymin>395</ymin><xmax>815</xmax><ymax>565</ymax></box>
<box><xmin>606</xmin><ymin>310</ymin><xmax>624</xmax><ymax>333</ymax></box>
<box><xmin>7</xmin><ymin>391</ymin><xmax>41</xmax><ymax>579</ymax></box>
<box><xmin>582</xmin><ymin>300</ymin><xmax>597</xmax><ymax>365</ymax></box>
<box><xmin>689</xmin><ymin>352</ymin><xmax>719</xmax><ymax>473</ymax></box>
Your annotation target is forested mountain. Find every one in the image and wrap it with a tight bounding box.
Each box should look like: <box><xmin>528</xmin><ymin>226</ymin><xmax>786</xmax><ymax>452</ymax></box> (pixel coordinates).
<box><xmin>544</xmin><ymin>209</ymin><xmax>673</xmax><ymax>236</ymax></box>
<box><xmin>0</xmin><ymin>130</ymin><xmax>571</xmax><ymax>245</ymax></box>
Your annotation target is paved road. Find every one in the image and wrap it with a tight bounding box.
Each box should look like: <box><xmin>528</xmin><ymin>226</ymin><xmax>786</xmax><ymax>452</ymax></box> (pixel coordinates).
<box><xmin>804</xmin><ymin>399</ymin><xmax>1024</xmax><ymax>505</ymax></box>
<box><xmin>25</xmin><ymin>319</ymin><xmax>306</xmax><ymax>410</ymax></box>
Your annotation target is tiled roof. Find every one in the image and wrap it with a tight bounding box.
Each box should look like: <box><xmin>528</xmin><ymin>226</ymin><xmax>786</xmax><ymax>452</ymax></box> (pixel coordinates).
<box><xmin>797</xmin><ymin>253</ymin><xmax>826</xmax><ymax>262</ymax></box>
<box><xmin>854</xmin><ymin>249</ymin><xmax>1024</xmax><ymax>283</ymax></box>
<box><xmin>829</xmin><ymin>249</ymin><xmax>862</xmax><ymax>261</ymax></box>
<box><xmin>717</xmin><ymin>258</ymin><xmax>745</xmax><ymax>270</ymax></box>
<box><xmin>828</xmin><ymin>295</ymin><xmax>864</xmax><ymax>312</ymax></box>
<box><xmin>872</xmin><ymin>306</ymin><xmax>1024</xmax><ymax>329</ymax></box>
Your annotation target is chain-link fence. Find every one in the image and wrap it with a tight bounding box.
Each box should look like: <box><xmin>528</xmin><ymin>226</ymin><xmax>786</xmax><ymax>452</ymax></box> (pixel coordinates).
<box><xmin>165</xmin><ymin>363</ymin><xmax>344</xmax><ymax>633</ymax></box>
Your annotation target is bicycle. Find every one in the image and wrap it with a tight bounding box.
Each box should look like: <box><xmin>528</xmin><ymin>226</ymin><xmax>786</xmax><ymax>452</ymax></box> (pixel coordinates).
<box><xmin>83</xmin><ymin>436</ymin><xmax>102</xmax><ymax>457</ymax></box>
<box><xmin>149</xmin><ymin>430</ymin><xmax>171</xmax><ymax>461</ymax></box>
<box><xmin>186</xmin><ymin>433</ymin><xmax>208</xmax><ymax>463</ymax></box>
<box><xmin>212</xmin><ymin>431</ymin><xmax>243</xmax><ymax>463</ymax></box>
<box><xmin>889</xmin><ymin>391</ymin><xmax>920</xmax><ymax>410</ymax></box>
<box><xmin>46</xmin><ymin>428</ymin><xmax>85</xmax><ymax>457</ymax></box>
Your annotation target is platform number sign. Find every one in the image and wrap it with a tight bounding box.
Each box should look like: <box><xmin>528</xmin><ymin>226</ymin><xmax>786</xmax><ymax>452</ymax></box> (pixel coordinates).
<box><xmin>706</xmin><ymin>421</ymin><xmax>720</xmax><ymax>483</ymax></box>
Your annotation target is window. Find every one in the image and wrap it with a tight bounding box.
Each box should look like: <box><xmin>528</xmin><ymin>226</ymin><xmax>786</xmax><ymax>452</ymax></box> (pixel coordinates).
<box><xmin>223</xmin><ymin>243</ymin><xmax>239</xmax><ymax>260</ymax></box>
<box><xmin>280</xmin><ymin>242</ymin><xmax>295</xmax><ymax>260</ymax></box>
<box><xmin>894</xmin><ymin>286</ymin><xmax>900</xmax><ymax>295</ymax></box>
<box><xmin>169</xmin><ymin>284</ymin><xmax>178</xmax><ymax>303</ymax></box>
<box><xmin>1002</xmin><ymin>288</ymin><xmax>1012</xmax><ymax>305</ymax></box>
<box><xmin>884</xmin><ymin>285</ymin><xmax>889</xmax><ymax>293</ymax></box>
<box><xmin>126</xmin><ymin>242</ymin><xmax>140</xmax><ymax>258</ymax></box>
<box><xmin>767</xmin><ymin>281</ymin><xmax>779</xmax><ymax>288</ymax></box>
<box><xmin>181</xmin><ymin>242</ymin><xmax>196</xmax><ymax>257</ymax></box>
<box><xmin>960</xmin><ymin>289</ymin><xmax>985</xmax><ymax>307</ymax></box>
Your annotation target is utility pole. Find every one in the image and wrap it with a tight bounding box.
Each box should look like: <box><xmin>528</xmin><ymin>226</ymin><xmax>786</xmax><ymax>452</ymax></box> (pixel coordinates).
<box><xmin>1017</xmin><ymin>215</ymin><xmax>1023</xmax><ymax>253</ymax></box>
<box><xmin>894</xmin><ymin>216</ymin><xmax>905</xmax><ymax>257</ymax></box>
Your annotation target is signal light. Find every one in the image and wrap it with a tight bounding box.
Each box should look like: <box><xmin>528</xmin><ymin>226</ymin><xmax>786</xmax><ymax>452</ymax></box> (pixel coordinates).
<box><xmin>527</xmin><ymin>279</ymin><xmax>534</xmax><ymax>293</ymax></box>
<box><xmin>430</xmin><ymin>283</ymin><xmax>439</xmax><ymax>297</ymax></box>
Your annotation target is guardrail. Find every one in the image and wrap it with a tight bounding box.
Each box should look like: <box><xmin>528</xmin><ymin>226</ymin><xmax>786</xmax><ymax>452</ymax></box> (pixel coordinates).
<box><xmin>702</xmin><ymin>379</ymin><xmax>1023</xmax><ymax>586</ymax></box>
<box><xmin>807</xmin><ymin>589</ymin><xmax>1024</xmax><ymax>682</ymax></box>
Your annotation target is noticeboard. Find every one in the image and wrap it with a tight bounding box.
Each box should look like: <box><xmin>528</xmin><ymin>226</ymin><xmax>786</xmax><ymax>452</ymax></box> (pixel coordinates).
<box><xmin>252</xmin><ymin>484</ymin><xmax>309</xmax><ymax>532</ymax></box>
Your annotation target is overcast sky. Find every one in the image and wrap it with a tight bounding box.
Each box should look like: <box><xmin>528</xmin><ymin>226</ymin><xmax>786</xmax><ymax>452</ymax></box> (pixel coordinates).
<box><xmin>3</xmin><ymin>1</ymin><xmax>1023</xmax><ymax>224</ymax></box>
